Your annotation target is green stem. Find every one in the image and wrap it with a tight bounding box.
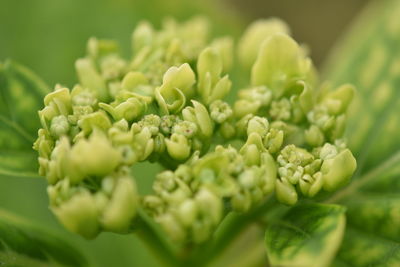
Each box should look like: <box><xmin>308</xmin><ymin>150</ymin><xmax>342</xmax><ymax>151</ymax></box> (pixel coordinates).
<box><xmin>189</xmin><ymin>197</ymin><xmax>278</xmax><ymax>266</ymax></box>
<box><xmin>135</xmin><ymin>212</ymin><xmax>179</xmax><ymax>267</ymax></box>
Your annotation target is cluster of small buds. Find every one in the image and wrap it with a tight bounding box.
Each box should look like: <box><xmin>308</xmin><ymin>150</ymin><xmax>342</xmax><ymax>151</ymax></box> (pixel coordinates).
<box><xmin>34</xmin><ymin>17</ymin><xmax>356</xmax><ymax>243</ymax></box>
<box><xmin>143</xmin><ymin>144</ymin><xmax>276</xmax><ymax>243</ymax></box>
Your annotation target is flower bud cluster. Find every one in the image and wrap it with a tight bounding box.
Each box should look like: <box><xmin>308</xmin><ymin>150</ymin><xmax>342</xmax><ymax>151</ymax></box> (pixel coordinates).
<box><xmin>143</xmin><ymin>144</ymin><xmax>276</xmax><ymax>243</ymax></box>
<box><xmin>34</xmin><ymin>18</ymin><xmax>356</xmax><ymax>243</ymax></box>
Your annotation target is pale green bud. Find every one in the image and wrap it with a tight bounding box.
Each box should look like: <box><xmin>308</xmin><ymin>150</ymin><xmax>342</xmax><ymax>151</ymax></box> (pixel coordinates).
<box><xmin>161</xmin><ymin>183</ymin><xmax>192</xmax><ymax>206</ymax></box>
<box><xmin>68</xmin><ymin>131</ymin><xmax>121</xmax><ymax>183</ymax></box>
<box><xmin>100</xmin><ymin>177</ymin><xmax>138</xmax><ymax>233</ymax></box>
<box><xmin>195</xmin><ymin>187</ymin><xmax>222</xmax><ymax>225</ymax></box>
<box><xmin>87</xmin><ymin>37</ymin><xmax>119</xmax><ymax>59</ymax></box>
<box><xmin>155</xmin><ymin>85</ymin><xmax>186</xmax><ymax>115</ymax></box>
<box><xmin>158</xmin><ymin>214</ymin><xmax>187</xmax><ymax>243</ymax></box>
<box><xmin>153</xmin><ymin>133</ymin><xmax>166</xmax><ymax>155</ymax></box>
<box><xmin>209</xmin><ymin>100</ymin><xmax>233</xmax><ymax>124</ymax></box>
<box><xmin>75</xmin><ymin>58</ymin><xmax>109</xmax><ymax>102</ymax></box>
<box><xmin>71</xmin><ymin>85</ymin><xmax>97</xmax><ymax>107</ymax></box>
<box><xmin>193</xmin><ymin>152</ymin><xmax>229</xmax><ymax>179</ymax></box>
<box><xmin>231</xmin><ymin>190</ymin><xmax>252</xmax><ymax>213</ymax></box>
<box><xmin>51</xmin><ymin>189</ymin><xmax>100</xmax><ymax>239</ymax></box>
<box><xmin>233</xmin><ymin>99</ymin><xmax>260</xmax><ymax>118</ymax></box>
<box><xmin>160</xmin><ymin>115</ymin><xmax>180</xmax><ymax>135</ymax></box>
<box><xmin>100</xmin><ymin>54</ymin><xmax>127</xmax><ymax>80</ymax></box>
<box><xmin>247</xmin><ymin>116</ymin><xmax>269</xmax><ymax>137</ymax></box>
<box><xmin>330</xmin><ymin>114</ymin><xmax>346</xmax><ymax>140</ymax></box>
<box><xmin>40</xmin><ymin>88</ymin><xmax>72</xmax><ymax>128</ymax></box>
<box><xmin>235</xmin><ymin>114</ymin><xmax>254</xmax><ymax>137</ymax></box>
<box><xmin>172</xmin><ymin>121</ymin><xmax>197</xmax><ymax>138</ymax></box>
<box><xmin>270</xmin><ymin>98</ymin><xmax>292</xmax><ymax>121</ymax></box>
<box><xmin>260</xmin><ymin>152</ymin><xmax>277</xmax><ymax>194</ymax></box>
<box><xmin>238</xmin><ymin>168</ymin><xmax>258</xmax><ymax>189</ymax></box>
<box><xmin>298</xmin><ymin>81</ymin><xmax>313</xmax><ymax>113</ymax></box>
<box><xmin>238</xmin><ymin>19</ymin><xmax>290</xmax><ymax>69</ymax></box>
<box><xmin>319</xmin><ymin>143</ymin><xmax>338</xmax><ymax>160</ymax></box>
<box><xmin>153</xmin><ymin>171</ymin><xmax>176</xmax><ymax>194</ymax></box>
<box><xmin>122</xmin><ymin>71</ymin><xmax>149</xmax><ymax>91</ymax></box>
<box><xmin>175</xmin><ymin>164</ymin><xmax>193</xmax><ymax>184</ymax></box>
<box><xmin>47</xmin><ymin>137</ymin><xmax>70</xmax><ymax>184</ymax></box>
<box><xmin>211</xmin><ymin>37</ymin><xmax>234</xmax><ymax>72</ymax></box>
<box><xmin>197</xmin><ymin>47</ymin><xmax>231</xmax><ymax>104</ymax></box>
<box><xmin>279</xmin><ymin>144</ymin><xmax>314</xmax><ymax>166</ymax></box>
<box><xmin>307</xmin><ymin>107</ymin><xmax>335</xmax><ymax>132</ymax></box>
<box><xmin>321</xmin><ymin>149</ymin><xmax>356</xmax><ymax>191</ymax></box>
<box><xmin>78</xmin><ymin>111</ymin><xmax>112</xmax><ymax>135</ymax></box>
<box><xmin>50</xmin><ymin>115</ymin><xmax>70</xmax><ymax>138</ymax></box>
<box><xmin>240</xmin><ymin>132</ymin><xmax>266</xmax><ymax>166</ymax></box>
<box><xmin>138</xmin><ymin>114</ymin><xmax>161</xmax><ymax>136</ymax></box>
<box><xmin>197</xmin><ymin>47</ymin><xmax>222</xmax><ymax>86</ymax></box>
<box><xmin>299</xmin><ymin>172</ymin><xmax>323</xmax><ymax>197</ymax></box>
<box><xmin>322</xmin><ymin>84</ymin><xmax>354</xmax><ymax>115</ymax></box>
<box><xmin>182</xmin><ymin>100</ymin><xmax>213</xmax><ymax>138</ymax></box>
<box><xmin>263</xmin><ymin>128</ymin><xmax>284</xmax><ymax>154</ymax></box>
<box><xmin>165</xmin><ymin>39</ymin><xmax>185</xmax><ymax>65</ymax></box>
<box><xmin>132</xmin><ymin>21</ymin><xmax>154</xmax><ymax>53</ymax></box>
<box><xmin>34</xmin><ymin>128</ymin><xmax>54</xmax><ymax>160</ymax></box>
<box><xmin>251</xmin><ymin>34</ymin><xmax>313</xmax><ymax>96</ymax></box>
<box><xmin>305</xmin><ymin>125</ymin><xmax>324</xmax><ymax>147</ymax></box>
<box><xmin>238</xmin><ymin>86</ymin><xmax>272</xmax><ymax>107</ymax></box>
<box><xmin>208</xmin><ymin>75</ymin><xmax>232</xmax><ymax>104</ymax></box>
<box><xmin>165</xmin><ymin>133</ymin><xmax>191</xmax><ymax>161</ymax></box>
<box><xmin>142</xmin><ymin>195</ymin><xmax>164</xmax><ymax>217</ymax></box>
<box><xmin>131</xmin><ymin>127</ymin><xmax>154</xmax><ymax>161</ymax></box>
<box><xmin>100</xmin><ymin>97</ymin><xmax>146</xmax><ymax>122</ymax></box>
<box><xmin>162</xmin><ymin>63</ymin><xmax>196</xmax><ymax>98</ymax></box>
<box><xmin>177</xmin><ymin>199</ymin><xmax>198</xmax><ymax>227</ymax></box>
<box><xmin>219</xmin><ymin>122</ymin><xmax>236</xmax><ymax>139</ymax></box>
<box><xmin>276</xmin><ymin>178</ymin><xmax>298</xmax><ymax>205</ymax></box>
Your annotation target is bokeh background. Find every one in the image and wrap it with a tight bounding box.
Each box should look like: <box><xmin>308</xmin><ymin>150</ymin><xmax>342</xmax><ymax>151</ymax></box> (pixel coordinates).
<box><xmin>0</xmin><ymin>0</ymin><xmax>371</xmax><ymax>266</ymax></box>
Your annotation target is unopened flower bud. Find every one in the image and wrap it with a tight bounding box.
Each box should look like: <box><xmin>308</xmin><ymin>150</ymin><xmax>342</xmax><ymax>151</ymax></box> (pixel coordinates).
<box><xmin>276</xmin><ymin>178</ymin><xmax>298</xmax><ymax>205</ymax></box>
<box><xmin>321</xmin><ymin>149</ymin><xmax>356</xmax><ymax>191</ymax></box>
<box><xmin>182</xmin><ymin>101</ymin><xmax>213</xmax><ymax>138</ymax></box>
<box><xmin>165</xmin><ymin>133</ymin><xmax>191</xmax><ymax>161</ymax></box>
<box><xmin>75</xmin><ymin>58</ymin><xmax>109</xmax><ymax>102</ymax></box>
<box><xmin>238</xmin><ymin>19</ymin><xmax>290</xmax><ymax>69</ymax></box>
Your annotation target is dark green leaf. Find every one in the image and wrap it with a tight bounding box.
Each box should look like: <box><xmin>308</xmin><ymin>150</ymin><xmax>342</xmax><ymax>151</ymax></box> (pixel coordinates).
<box><xmin>265</xmin><ymin>203</ymin><xmax>345</xmax><ymax>267</ymax></box>
<box><xmin>0</xmin><ymin>60</ymin><xmax>49</xmax><ymax>178</ymax></box>
<box><xmin>0</xmin><ymin>209</ymin><xmax>88</xmax><ymax>267</ymax></box>
<box><xmin>323</xmin><ymin>0</ymin><xmax>400</xmax><ymax>174</ymax></box>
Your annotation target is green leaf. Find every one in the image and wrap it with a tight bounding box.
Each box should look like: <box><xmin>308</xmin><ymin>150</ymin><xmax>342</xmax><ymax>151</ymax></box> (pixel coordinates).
<box><xmin>0</xmin><ymin>208</ymin><xmax>88</xmax><ymax>267</ymax></box>
<box><xmin>322</xmin><ymin>0</ymin><xmax>400</xmax><ymax>174</ymax></box>
<box><xmin>265</xmin><ymin>203</ymin><xmax>346</xmax><ymax>267</ymax></box>
<box><xmin>323</xmin><ymin>0</ymin><xmax>400</xmax><ymax>265</ymax></box>
<box><xmin>0</xmin><ymin>60</ymin><xmax>49</xmax><ymax>178</ymax></box>
<box><xmin>328</xmin><ymin>152</ymin><xmax>400</xmax><ymax>267</ymax></box>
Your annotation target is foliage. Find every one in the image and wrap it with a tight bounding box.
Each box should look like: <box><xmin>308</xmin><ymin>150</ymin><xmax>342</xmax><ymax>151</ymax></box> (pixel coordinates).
<box><xmin>0</xmin><ymin>0</ymin><xmax>399</xmax><ymax>266</ymax></box>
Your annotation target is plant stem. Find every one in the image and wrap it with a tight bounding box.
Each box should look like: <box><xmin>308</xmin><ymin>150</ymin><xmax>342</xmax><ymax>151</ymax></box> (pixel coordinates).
<box><xmin>189</xmin><ymin>196</ymin><xmax>278</xmax><ymax>266</ymax></box>
<box><xmin>135</xmin><ymin>212</ymin><xmax>179</xmax><ymax>267</ymax></box>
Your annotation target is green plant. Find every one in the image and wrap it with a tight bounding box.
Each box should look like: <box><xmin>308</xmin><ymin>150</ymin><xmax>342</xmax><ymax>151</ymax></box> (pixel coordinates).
<box><xmin>1</xmin><ymin>0</ymin><xmax>399</xmax><ymax>266</ymax></box>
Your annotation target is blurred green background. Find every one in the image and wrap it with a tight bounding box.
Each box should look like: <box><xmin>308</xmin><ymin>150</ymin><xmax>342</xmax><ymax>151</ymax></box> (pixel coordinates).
<box><xmin>0</xmin><ymin>0</ymin><xmax>370</xmax><ymax>266</ymax></box>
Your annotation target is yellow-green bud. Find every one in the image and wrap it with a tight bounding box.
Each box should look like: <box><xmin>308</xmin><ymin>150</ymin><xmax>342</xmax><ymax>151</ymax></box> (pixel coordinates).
<box><xmin>75</xmin><ymin>58</ymin><xmax>109</xmax><ymax>102</ymax></box>
<box><xmin>238</xmin><ymin>19</ymin><xmax>290</xmax><ymax>69</ymax></box>
<box><xmin>182</xmin><ymin>101</ymin><xmax>213</xmax><ymax>138</ymax></box>
<box><xmin>165</xmin><ymin>133</ymin><xmax>191</xmax><ymax>161</ymax></box>
<box><xmin>276</xmin><ymin>178</ymin><xmax>298</xmax><ymax>205</ymax></box>
<box><xmin>321</xmin><ymin>149</ymin><xmax>356</xmax><ymax>191</ymax></box>
<box><xmin>50</xmin><ymin>189</ymin><xmax>100</xmax><ymax>239</ymax></box>
<box><xmin>100</xmin><ymin>177</ymin><xmax>138</xmax><ymax>233</ymax></box>
<box><xmin>68</xmin><ymin>131</ymin><xmax>121</xmax><ymax>183</ymax></box>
